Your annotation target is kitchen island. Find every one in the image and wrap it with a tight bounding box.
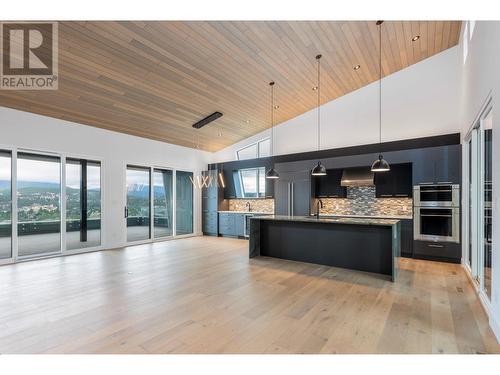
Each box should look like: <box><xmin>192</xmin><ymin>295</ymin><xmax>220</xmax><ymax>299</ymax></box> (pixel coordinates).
<box><xmin>249</xmin><ymin>215</ymin><xmax>400</xmax><ymax>281</ymax></box>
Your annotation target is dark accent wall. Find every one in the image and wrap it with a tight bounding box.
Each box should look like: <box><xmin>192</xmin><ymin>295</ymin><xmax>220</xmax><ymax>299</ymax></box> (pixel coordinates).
<box><xmin>208</xmin><ymin>133</ymin><xmax>460</xmax><ymax>170</ymax></box>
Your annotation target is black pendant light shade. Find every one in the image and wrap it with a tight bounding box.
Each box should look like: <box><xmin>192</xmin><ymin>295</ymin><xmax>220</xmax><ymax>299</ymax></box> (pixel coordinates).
<box><xmin>371</xmin><ymin>154</ymin><xmax>390</xmax><ymax>172</ymax></box>
<box><xmin>371</xmin><ymin>21</ymin><xmax>390</xmax><ymax>173</ymax></box>
<box><xmin>311</xmin><ymin>161</ymin><xmax>327</xmax><ymax>176</ymax></box>
<box><xmin>266</xmin><ymin>81</ymin><xmax>279</xmax><ymax>179</ymax></box>
<box><xmin>266</xmin><ymin>167</ymin><xmax>280</xmax><ymax>179</ymax></box>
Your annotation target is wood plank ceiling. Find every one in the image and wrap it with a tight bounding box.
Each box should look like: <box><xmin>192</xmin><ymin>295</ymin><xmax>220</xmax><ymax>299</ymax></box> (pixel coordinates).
<box><xmin>0</xmin><ymin>21</ymin><xmax>461</xmax><ymax>152</ymax></box>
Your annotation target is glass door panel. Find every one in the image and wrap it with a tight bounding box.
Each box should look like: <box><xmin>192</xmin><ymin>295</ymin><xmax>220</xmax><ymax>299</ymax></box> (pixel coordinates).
<box><xmin>0</xmin><ymin>151</ymin><xmax>12</xmax><ymax>259</ymax></box>
<box><xmin>467</xmin><ymin>139</ymin><xmax>472</xmax><ymax>267</ymax></box>
<box><xmin>482</xmin><ymin>110</ymin><xmax>493</xmax><ymax>300</ymax></box>
<box><xmin>66</xmin><ymin>159</ymin><xmax>101</xmax><ymax>250</ymax></box>
<box><xmin>126</xmin><ymin>166</ymin><xmax>151</xmax><ymax>242</ymax></box>
<box><xmin>175</xmin><ymin>171</ymin><xmax>193</xmax><ymax>235</ymax></box>
<box><xmin>17</xmin><ymin>152</ymin><xmax>61</xmax><ymax>257</ymax></box>
<box><xmin>153</xmin><ymin>169</ymin><xmax>173</xmax><ymax>238</ymax></box>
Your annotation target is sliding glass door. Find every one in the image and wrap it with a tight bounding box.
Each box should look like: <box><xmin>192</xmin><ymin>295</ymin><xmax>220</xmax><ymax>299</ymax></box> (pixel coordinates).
<box><xmin>153</xmin><ymin>169</ymin><xmax>173</xmax><ymax>238</ymax></box>
<box><xmin>66</xmin><ymin>159</ymin><xmax>102</xmax><ymax>250</ymax></box>
<box><xmin>17</xmin><ymin>152</ymin><xmax>61</xmax><ymax>257</ymax></box>
<box><xmin>0</xmin><ymin>151</ymin><xmax>12</xmax><ymax>260</ymax></box>
<box><xmin>126</xmin><ymin>166</ymin><xmax>151</xmax><ymax>242</ymax></box>
<box><xmin>175</xmin><ymin>171</ymin><xmax>193</xmax><ymax>236</ymax></box>
<box><xmin>465</xmin><ymin>101</ymin><xmax>493</xmax><ymax>303</ymax></box>
<box><xmin>482</xmin><ymin>109</ymin><xmax>493</xmax><ymax>300</ymax></box>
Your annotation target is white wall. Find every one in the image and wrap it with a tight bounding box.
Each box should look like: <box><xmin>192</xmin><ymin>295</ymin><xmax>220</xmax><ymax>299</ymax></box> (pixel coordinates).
<box><xmin>214</xmin><ymin>46</ymin><xmax>461</xmax><ymax>162</ymax></box>
<box><xmin>0</xmin><ymin>106</ymin><xmax>212</xmax><ymax>251</ymax></box>
<box><xmin>459</xmin><ymin>21</ymin><xmax>500</xmax><ymax>341</ymax></box>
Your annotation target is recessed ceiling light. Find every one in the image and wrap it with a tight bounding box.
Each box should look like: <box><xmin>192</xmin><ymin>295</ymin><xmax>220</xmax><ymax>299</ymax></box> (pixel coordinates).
<box><xmin>244</xmin><ymin>119</ymin><xmax>250</xmax><ymax>123</ymax></box>
<box><xmin>412</xmin><ymin>35</ymin><xmax>420</xmax><ymax>42</ymax></box>
<box><xmin>312</xmin><ymin>86</ymin><xmax>318</xmax><ymax>91</ymax></box>
<box><xmin>274</xmin><ymin>105</ymin><xmax>279</xmax><ymax>109</ymax></box>
<box><xmin>353</xmin><ymin>64</ymin><xmax>361</xmax><ymax>71</ymax></box>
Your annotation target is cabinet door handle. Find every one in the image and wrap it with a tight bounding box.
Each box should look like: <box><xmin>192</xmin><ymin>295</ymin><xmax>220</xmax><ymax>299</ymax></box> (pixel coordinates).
<box><xmin>395</xmin><ymin>194</ymin><xmax>409</xmax><ymax>197</ymax></box>
<box><xmin>287</xmin><ymin>183</ymin><xmax>291</xmax><ymax>216</ymax></box>
<box><xmin>380</xmin><ymin>194</ymin><xmax>393</xmax><ymax>197</ymax></box>
<box><xmin>437</xmin><ymin>181</ymin><xmax>453</xmax><ymax>185</ymax></box>
<box><xmin>419</xmin><ymin>182</ymin><xmax>434</xmax><ymax>185</ymax></box>
<box><xmin>428</xmin><ymin>244</ymin><xmax>444</xmax><ymax>248</ymax></box>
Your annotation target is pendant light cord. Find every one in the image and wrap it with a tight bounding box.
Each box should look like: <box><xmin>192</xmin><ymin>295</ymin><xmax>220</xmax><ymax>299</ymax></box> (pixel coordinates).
<box><xmin>316</xmin><ymin>54</ymin><xmax>321</xmax><ymax>152</ymax></box>
<box><xmin>379</xmin><ymin>21</ymin><xmax>383</xmax><ymax>147</ymax></box>
<box><xmin>270</xmin><ymin>81</ymin><xmax>275</xmax><ymax>157</ymax></box>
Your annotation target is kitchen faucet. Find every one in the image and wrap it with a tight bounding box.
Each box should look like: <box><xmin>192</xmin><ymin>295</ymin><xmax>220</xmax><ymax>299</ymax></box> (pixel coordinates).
<box><xmin>246</xmin><ymin>201</ymin><xmax>251</xmax><ymax>212</ymax></box>
<box><xmin>314</xmin><ymin>199</ymin><xmax>323</xmax><ymax>218</ymax></box>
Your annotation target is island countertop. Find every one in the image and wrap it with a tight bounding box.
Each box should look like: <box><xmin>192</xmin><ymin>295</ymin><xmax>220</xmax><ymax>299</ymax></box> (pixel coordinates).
<box><xmin>250</xmin><ymin>214</ymin><xmax>399</xmax><ymax>227</ymax></box>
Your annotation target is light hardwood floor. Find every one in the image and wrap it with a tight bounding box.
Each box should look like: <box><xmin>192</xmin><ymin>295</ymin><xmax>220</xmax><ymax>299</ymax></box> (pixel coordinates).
<box><xmin>0</xmin><ymin>236</ymin><xmax>498</xmax><ymax>354</ymax></box>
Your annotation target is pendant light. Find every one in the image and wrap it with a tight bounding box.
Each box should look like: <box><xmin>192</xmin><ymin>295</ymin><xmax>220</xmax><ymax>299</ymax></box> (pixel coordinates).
<box><xmin>266</xmin><ymin>81</ymin><xmax>280</xmax><ymax>179</ymax></box>
<box><xmin>371</xmin><ymin>21</ymin><xmax>391</xmax><ymax>172</ymax></box>
<box><xmin>311</xmin><ymin>54</ymin><xmax>327</xmax><ymax>176</ymax></box>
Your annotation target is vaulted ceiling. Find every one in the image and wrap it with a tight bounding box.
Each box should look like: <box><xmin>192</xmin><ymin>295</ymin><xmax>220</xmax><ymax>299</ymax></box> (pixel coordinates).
<box><xmin>0</xmin><ymin>21</ymin><xmax>461</xmax><ymax>151</ymax></box>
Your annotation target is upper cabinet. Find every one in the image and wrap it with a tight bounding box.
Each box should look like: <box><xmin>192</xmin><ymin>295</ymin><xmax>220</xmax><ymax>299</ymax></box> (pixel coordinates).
<box><xmin>412</xmin><ymin>145</ymin><xmax>461</xmax><ymax>185</ymax></box>
<box><xmin>374</xmin><ymin>163</ymin><xmax>412</xmax><ymax>198</ymax></box>
<box><xmin>312</xmin><ymin>168</ymin><xmax>347</xmax><ymax>198</ymax></box>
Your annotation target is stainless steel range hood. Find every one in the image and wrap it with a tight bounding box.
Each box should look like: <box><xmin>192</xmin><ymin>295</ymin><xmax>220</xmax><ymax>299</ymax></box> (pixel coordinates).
<box><xmin>340</xmin><ymin>167</ymin><xmax>374</xmax><ymax>187</ymax></box>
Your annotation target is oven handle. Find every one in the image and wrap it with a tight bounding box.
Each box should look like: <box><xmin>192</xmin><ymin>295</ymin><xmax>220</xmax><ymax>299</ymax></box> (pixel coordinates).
<box><xmin>419</xmin><ymin>189</ymin><xmax>452</xmax><ymax>192</ymax></box>
<box><xmin>420</xmin><ymin>214</ymin><xmax>453</xmax><ymax>217</ymax></box>
<box><xmin>428</xmin><ymin>244</ymin><xmax>444</xmax><ymax>248</ymax></box>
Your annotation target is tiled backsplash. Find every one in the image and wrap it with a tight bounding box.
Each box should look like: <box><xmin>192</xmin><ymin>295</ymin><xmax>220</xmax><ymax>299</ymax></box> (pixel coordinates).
<box><xmin>319</xmin><ymin>186</ymin><xmax>412</xmax><ymax>217</ymax></box>
<box><xmin>228</xmin><ymin>199</ymin><xmax>275</xmax><ymax>213</ymax></box>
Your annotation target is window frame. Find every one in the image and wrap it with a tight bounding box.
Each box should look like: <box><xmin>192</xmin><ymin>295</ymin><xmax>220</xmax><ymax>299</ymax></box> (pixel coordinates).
<box><xmin>238</xmin><ymin>166</ymin><xmax>266</xmax><ymax>198</ymax></box>
<box><xmin>236</xmin><ymin>137</ymin><xmax>271</xmax><ymax>160</ymax></box>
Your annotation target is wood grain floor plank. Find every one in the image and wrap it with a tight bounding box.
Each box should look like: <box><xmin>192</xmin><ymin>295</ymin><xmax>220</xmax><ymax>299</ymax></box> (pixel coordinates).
<box><xmin>0</xmin><ymin>236</ymin><xmax>498</xmax><ymax>354</ymax></box>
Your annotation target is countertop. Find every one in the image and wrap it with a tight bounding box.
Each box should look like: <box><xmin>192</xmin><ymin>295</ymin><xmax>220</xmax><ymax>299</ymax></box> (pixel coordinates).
<box><xmin>217</xmin><ymin>211</ymin><xmax>410</xmax><ymax>219</ymax></box>
<box><xmin>250</xmin><ymin>214</ymin><xmax>399</xmax><ymax>227</ymax></box>
<box><xmin>315</xmin><ymin>213</ymin><xmax>412</xmax><ymax>220</ymax></box>
<box><xmin>217</xmin><ymin>211</ymin><xmax>273</xmax><ymax>215</ymax></box>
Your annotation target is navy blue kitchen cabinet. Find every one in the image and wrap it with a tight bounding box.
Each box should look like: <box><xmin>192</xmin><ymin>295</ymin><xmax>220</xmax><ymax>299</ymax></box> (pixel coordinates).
<box><xmin>218</xmin><ymin>212</ymin><xmax>245</xmax><ymax>237</ymax></box>
<box><xmin>412</xmin><ymin>145</ymin><xmax>461</xmax><ymax>185</ymax></box>
<box><xmin>312</xmin><ymin>168</ymin><xmax>347</xmax><ymax>198</ymax></box>
<box><xmin>413</xmin><ymin>240</ymin><xmax>461</xmax><ymax>263</ymax></box>
<box><xmin>374</xmin><ymin>163</ymin><xmax>412</xmax><ymax>198</ymax></box>
<box><xmin>274</xmin><ymin>170</ymin><xmax>311</xmax><ymax>216</ymax></box>
<box><xmin>400</xmin><ymin>219</ymin><xmax>414</xmax><ymax>258</ymax></box>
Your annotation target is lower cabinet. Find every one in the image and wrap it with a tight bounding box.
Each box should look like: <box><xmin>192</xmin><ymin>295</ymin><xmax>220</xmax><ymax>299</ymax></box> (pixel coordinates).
<box><xmin>218</xmin><ymin>213</ymin><xmax>236</xmax><ymax>236</ymax></box>
<box><xmin>218</xmin><ymin>213</ymin><xmax>246</xmax><ymax>237</ymax></box>
<box><xmin>413</xmin><ymin>240</ymin><xmax>461</xmax><ymax>263</ymax></box>
<box><xmin>400</xmin><ymin>219</ymin><xmax>413</xmax><ymax>258</ymax></box>
<box><xmin>234</xmin><ymin>214</ymin><xmax>245</xmax><ymax>237</ymax></box>
<box><xmin>202</xmin><ymin>211</ymin><xmax>217</xmax><ymax>235</ymax></box>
